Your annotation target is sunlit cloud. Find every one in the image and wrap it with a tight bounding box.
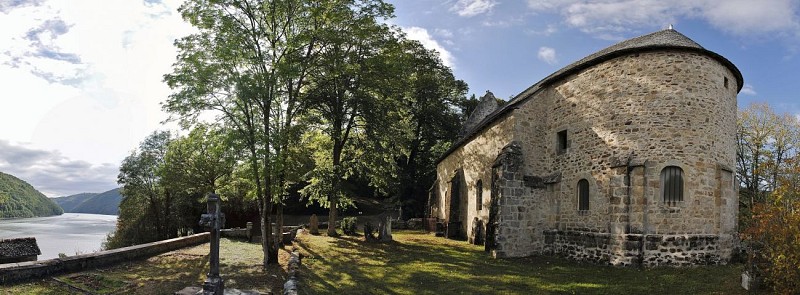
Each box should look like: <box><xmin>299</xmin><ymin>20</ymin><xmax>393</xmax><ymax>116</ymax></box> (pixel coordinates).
<box><xmin>451</xmin><ymin>0</ymin><xmax>497</xmax><ymax>17</ymax></box>
<box><xmin>538</xmin><ymin>46</ymin><xmax>558</xmax><ymax>65</ymax></box>
<box><xmin>527</xmin><ymin>0</ymin><xmax>800</xmax><ymax>39</ymax></box>
<box><xmin>741</xmin><ymin>84</ymin><xmax>757</xmax><ymax>95</ymax></box>
<box><xmin>403</xmin><ymin>26</ymin><xmax>456</xmax><ymax>69</ymax></box>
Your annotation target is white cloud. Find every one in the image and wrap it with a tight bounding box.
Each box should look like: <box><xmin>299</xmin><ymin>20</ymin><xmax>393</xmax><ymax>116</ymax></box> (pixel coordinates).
<box><xmin>528</xmin><ymin>24</ymin><xmax>559</xmax><ymax>36</ymax></box>
<box><xmin>451</xmin><ymin>0</ymin><xmax>497</xmax><ymax>17</ymax></box>
<box><xmin>0</xmin><ymin>0</ymin><xmax>193</xmax><ymax>166</ymax></box>
<box><xmin>0</xmin><ymin>140</ymin><xmax>118</xmax><ymax>197</ymax></box>
<box><xmin>527</xmin><ymin>0</ymin><xmax>800</xmax><ymax>38</ymax></box>
<box><xmin>434</xmin><ymin>28</ymin><xmax>454</xmax><ymax>39</ymax></box>
<box><xmin>741</xmin><ymin>84</ymin><xmax>757</xmax><ymax>95</ymax></box>
<box><xmin>403</xmin><ymin>26</ymin><xmax>456</xmax><ymax>69</ymax></box>
<box><xmin>538</xmin><ymin>46</ymin><xmax>558</xmax><ymax>65</ymax></box>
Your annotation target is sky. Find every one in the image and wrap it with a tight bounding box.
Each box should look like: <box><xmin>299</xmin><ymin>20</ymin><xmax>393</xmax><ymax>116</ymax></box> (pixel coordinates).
<box><xmin>1</xmin><ymin>0</ymin><xmax>799</xmax><ymax>197</ymax></box>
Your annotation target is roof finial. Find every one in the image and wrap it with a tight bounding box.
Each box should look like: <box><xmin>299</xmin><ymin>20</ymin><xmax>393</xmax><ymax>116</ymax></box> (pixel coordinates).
<box><xmin>668</xmin><ymin>24</ymin><xmax>673</xmax><ymax>30</ymax></box>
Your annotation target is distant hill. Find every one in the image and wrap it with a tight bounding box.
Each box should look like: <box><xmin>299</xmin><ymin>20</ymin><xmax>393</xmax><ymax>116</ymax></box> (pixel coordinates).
<box><xmin>54</xmin><ymin>188</ymin><xmax>121</xmax><ymax>215</ymax></box>
<box><xmin>52</xmin><ymin>192</ymin><xmax>97</xmax><ymax>212</ymax></box>
<box><xmin>0</xmin><ymin>172</ymin><xmax>63</xmax><ymax>218</ymax></box>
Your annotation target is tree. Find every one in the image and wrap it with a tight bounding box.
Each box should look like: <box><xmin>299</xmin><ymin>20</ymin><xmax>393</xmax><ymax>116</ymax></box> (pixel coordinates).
<box><xmin>300</xmin><ymin>0</ymin><xmax>395</xmax><ymax>236</ymax></box>
<box><xmin>742</xmin><ymin>185</ymin><xmax>800</xmax><ymax>293</ymax></box>
<box><xmin>109</xmin><ymin>131</ymin><xmax>173</xmax><ymax>248</ymax></box>
<box><xmin>737</xmin><ymin>103</ymin><xmax>800</xmax><ymax>227</ymax></box>
<box><xmin>164</xmin><ymin>0</ymin><xmax>321</xmax><ymax>266</ymax></box>
<box><xmin>161</xmin><ymin>124</ymin><xmax>237</xmax><ymax>235</ymax></box>
<box><xmin>381</xmin><ymin>40</ymin><xmax>468</xmax><ymax>218</ymax></box>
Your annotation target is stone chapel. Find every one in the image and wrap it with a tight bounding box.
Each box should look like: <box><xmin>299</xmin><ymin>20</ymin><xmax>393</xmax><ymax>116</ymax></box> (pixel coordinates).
<box><xmin>429</xmin><ymin>29</ymin><xmax>741</xmax><ymax>267</ymax></box>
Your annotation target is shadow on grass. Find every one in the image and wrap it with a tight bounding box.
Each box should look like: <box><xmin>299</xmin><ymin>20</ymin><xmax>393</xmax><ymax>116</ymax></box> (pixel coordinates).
<box><xmin>294</xmin><ymin>231</ymin><xmax>747</xmax><ymax>295</ymax></box>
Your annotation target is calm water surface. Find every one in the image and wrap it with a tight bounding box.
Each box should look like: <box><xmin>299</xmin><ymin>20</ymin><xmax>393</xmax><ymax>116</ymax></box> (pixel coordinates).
<box><xmin>0</xmin><ymin>213</ymin><xmax>117</xmax><ymax>259</ymax></box>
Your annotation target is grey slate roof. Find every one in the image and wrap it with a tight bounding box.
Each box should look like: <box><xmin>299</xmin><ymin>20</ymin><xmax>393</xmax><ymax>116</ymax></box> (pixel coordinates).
<box><xmin>437</xmin><ymin>29</ymin><xmax>743</xmax><ymax>164</ymax></box>
<box><xmin>0</xmin><ymin>237</ymin><xmax>41</xmax><ymax>258</ymax></box>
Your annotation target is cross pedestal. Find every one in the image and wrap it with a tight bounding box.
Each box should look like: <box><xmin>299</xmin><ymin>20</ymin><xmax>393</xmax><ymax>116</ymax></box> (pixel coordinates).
<box><xmin>199</xmin><ymin>193</ymin><xmax>225</xmax><ymax>295</ymax></box>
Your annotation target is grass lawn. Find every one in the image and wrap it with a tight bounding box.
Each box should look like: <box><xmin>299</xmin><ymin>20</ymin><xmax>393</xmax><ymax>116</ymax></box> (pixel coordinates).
<box><xmin>294</xmin><ymin>230</ymin><xmax>749</xmax><ymax>295</ymax></box>
<box><xmin>1</xmin><ymin>238</ymin><xmax>289</xmax><ymax>294</ymax></box>
<box><xmin>1</xmin><ymin>230</ymin><xmax>753</xmax><ymax>294</ymax></box>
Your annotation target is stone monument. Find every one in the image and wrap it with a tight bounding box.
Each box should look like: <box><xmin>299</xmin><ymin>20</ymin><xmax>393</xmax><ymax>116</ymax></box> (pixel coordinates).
<box><xmin>176</xmin><ymin>194</ymin><xmax>264</xmax><ymax>295</ymax></box>
<box><xmin>199</xmin><ymin>193</ymin><xmax>225</xmax><ymax>295</ymax></box>
<box><xmin>309</xmin><ymin>214</ymin><xmax>319</xmax><ymax>235</ymax></box>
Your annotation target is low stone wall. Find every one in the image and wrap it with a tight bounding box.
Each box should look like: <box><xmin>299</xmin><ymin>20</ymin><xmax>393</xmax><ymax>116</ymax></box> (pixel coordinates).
<box><xmin>221</xmin><ymin>228</ymin><xmax>251</xmax><ymax>240</ymax></box>
<box><xmin>641</xmin><ymin>234</ymin><xmax>724</xmax><ymax>267</ymax></box>
<box><xmin>543</xmin><ymin>230</ymin><xmax>612</xmax><ymax>264</ymax></box>
<box><xmin>0</xmin><ymin>233</ymin><xmax>209</xmax><ymax>284</ymax></box>
<box><xmin>543</xmin><ymin>230</ymin><xmax>730</xmax><ymax>267</ymax></box>
<box><xmin>283</xmin><ymin>250</ymin><xmax>301</xmax><ymax>295</ymax></box>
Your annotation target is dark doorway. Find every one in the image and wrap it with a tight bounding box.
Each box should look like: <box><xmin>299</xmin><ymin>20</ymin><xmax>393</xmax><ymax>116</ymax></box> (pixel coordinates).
<box><xmin>447</xmin><ymin>170</ymin><xmax>463</xmax><ymax>239</ymax></box>
<box><xmin>485</xmin><ymin>166</ymin><xmax>500</xmax><ymax>253</ymax></box>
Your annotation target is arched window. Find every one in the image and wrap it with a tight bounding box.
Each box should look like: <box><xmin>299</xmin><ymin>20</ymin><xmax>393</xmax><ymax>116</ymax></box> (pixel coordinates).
<box><xmin>661</xmin><ymin>166</ymin><xmax>684</xmax><ymax>205</ymax></box>
<box><xmin>577</xmin><ymin>179</ymin><xmax>589</xmax><ymax>211</ymax></box>
<box><xmin>476</xmin><ymin>180</ymin><xmax>483</xmax><ymax>211</ymax></box>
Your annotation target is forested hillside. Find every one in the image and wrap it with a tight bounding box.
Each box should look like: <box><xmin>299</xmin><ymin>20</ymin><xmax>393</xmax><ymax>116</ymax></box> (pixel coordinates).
<box><xmin>53</xmin><ymin>192</ymin><xmax>97</xmax><ymax>212</ymax></box>
<box><xmin>0</xmin><ymin>172</ymin><xmax>63</xmax><ymax>218</ymax></box>
<box><xmin>54</xmin><ymin>188</ymin><xmax>121</xmax><ymax>215</ymax></box>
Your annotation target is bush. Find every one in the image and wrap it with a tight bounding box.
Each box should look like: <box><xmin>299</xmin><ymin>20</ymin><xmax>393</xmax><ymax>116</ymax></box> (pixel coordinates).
<box><xmin>742</xmin><ymin>197</ymin><xmax>800</xmax><ymax>293</ymax></box>
<box><xmin>342</xmin><ymin>217</ymin><xmax>358</xmax><ymax>236</ymax></box>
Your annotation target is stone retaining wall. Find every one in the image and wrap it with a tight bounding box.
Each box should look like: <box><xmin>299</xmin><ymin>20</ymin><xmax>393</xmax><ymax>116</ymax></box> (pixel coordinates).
<box><xmin>543</xmin><ymin>230</ymin><xmax>731</xmax><ymax>267</ymax></box>
<box><xmin>0</xmin><ymin>233</ymin><xmax>209</xmax><ymax>284</ymax></box>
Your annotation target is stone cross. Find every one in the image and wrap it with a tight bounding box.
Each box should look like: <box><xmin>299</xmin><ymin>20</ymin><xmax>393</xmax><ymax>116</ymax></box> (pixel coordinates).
<box><xmin>199</xmin><ymin>193</ymin><xmax>225</xmax><ymax>295</ymax></box>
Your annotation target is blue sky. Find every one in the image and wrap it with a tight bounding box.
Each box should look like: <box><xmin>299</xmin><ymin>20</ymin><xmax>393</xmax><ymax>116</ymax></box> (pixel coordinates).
<box><xmin>0</xmin><ymin>0</ymin><xmax>798</xmax><ymax>196</ymax></box>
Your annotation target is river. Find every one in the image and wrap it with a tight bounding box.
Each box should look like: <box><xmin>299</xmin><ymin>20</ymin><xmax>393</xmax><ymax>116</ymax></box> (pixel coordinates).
<box><xmin>0</xmin><ymin>213</ymin><xmax>117</xmax><ymax>260</ymax></box>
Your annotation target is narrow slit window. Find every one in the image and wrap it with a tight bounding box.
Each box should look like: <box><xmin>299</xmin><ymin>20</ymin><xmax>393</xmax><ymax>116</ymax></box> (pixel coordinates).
<box><xmin>476</xmin><ymin>180</ymin><xmax>483</xmax><ymax>211</ymax></box>
<box><xmin>723</xmin><ymin>76</ymin><xmax>729</xmax><ymax>89</ymax></box>
<box><xmin>578</xmin><ymin>179</ymin><xmax>589</xmax><ymax>211</ymax></box>
<box><xmin>661</xmin><ymin>166</ymin><xmax>684</xmax><ymax>205</ymax></box>
<box><xmin>557</xmin><ymin>130</ymin><xmax>568</xmax><ymax>154</ymax></box>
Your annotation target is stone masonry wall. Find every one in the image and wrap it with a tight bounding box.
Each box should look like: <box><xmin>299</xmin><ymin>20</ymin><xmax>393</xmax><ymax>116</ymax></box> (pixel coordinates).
<box><xmin>514</xmin><ymin>50</ymin><xmax>738</xmax><ymax>236</ymax></box>
<box><xmin>437</xmin><ymin>48</ymin><xmax>739</xmax><ymax>266</ymax></box>
<box><xmin>543</xmin><ymin>230</ymin><xmax>728</xmax><ymax>267</ymax></box>
<box><xmin>435</xmin><ymin>113</ymin><xmax>515</xmax><ymax>239</ymax></box>
<box><xmin>508</xmin><ymin>49</ymin><xmax>738</xmax><ymax>265</ymax></box>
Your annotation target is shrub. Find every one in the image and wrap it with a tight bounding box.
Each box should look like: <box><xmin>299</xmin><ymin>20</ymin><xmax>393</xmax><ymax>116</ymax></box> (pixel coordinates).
<box><xmin>742</xmin><ymin>197</ymin><xmax>800</xmax><ymax>294</ymax></box>
<box><xmin>342</xmin><ymin>217</ymin><xmax>358</xmax><ymax>236</ymax></box>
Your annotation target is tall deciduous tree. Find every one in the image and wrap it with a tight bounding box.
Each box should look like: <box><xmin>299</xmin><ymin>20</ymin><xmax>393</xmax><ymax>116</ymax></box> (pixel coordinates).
<box><xmin>385</xmin><ymin>40</ymin><xmax>468</xmax><ymax>218</ymax></box>
<box><xmin>164</xmin><ymin>0</ymin><xmax>321</xmax><ymax>266</ymax></box>
<box><xmin>161</xmin><ymin>124</ymin><xmax>237</xmax><ymax>235</ymax></box>
<box><xmin>300</xmin><ymin>0</ymin><xmax>394</xmax><ymax>236</ymax></box>
<box><xmin>110</xmin><ymin>131</ymin><xmax>173</xmax><ymax>248</ymax></box>
<box><xmin>737</xmin><ymin>103</ymin><xmax>800</xmax><ymax>226</ymax></box>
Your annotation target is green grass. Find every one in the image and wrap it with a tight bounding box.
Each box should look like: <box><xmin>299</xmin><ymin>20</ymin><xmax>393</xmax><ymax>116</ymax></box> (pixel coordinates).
<box><xmin>0</xmin><ymin>238</ymin><xmax>289</xmax><ymax>294</ymax></box>
<box><xmin>295</xmin><ymin>230</ymin><xmax>748</xmax><ymax>294</ymax></box>
<box><xmin>0</xmin><ymin>231</ymin><xmax>754</xmax><ymax>294</ymax></box>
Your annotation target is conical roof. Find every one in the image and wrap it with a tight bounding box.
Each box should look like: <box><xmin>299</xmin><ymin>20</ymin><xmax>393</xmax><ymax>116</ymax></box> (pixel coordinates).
<box><xmin>511</xmin><ymin>29</ymin><xmax>742</xmax><ymax>104</ymax></box>
<box><xmin>438</xmin><ymin>29</ymin><xmax>743</xmax><ymax>164</ymax></box>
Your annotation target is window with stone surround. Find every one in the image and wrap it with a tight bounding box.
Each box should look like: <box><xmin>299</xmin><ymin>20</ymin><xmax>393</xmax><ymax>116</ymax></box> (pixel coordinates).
<box><xmin>577</xmin><ymin>179</ymin><xmax>589</xmax><ymax>211</ymax></box>
<box><xmin>476</xmin><ymin>180</ymin><xmax>483</xmax><ymax>211</ymax></box>
<box><xmin>556</xmin><ymin>129</ymin><xmax>569</xmax><ymax>154</ymax></box>
<box><xmin>661</xmin><ymin>166</ymin><xmax>684</xmax><ymax>205</ymax></box>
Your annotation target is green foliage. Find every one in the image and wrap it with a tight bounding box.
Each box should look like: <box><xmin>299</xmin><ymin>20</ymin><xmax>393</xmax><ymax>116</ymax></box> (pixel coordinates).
<box><xmin>341</xmin><ymin>216</ymin><xmax>358</xmax><ymax>235</ymax></box>
<box><xmin>163</xmin><ymin>0</ymin><xmax>471</xmax><ymax>247</ymax></box>
<box><xmin>71</xmin><ymin>188</ymin><xmax>122</xmax><ymax>215</ymax></box>
<box><xmin>0</xmin><ymin>172</ymin><xmax>63</xmax><ymax>218</ymax></box>
<box><xmin>108</xmin><ymin>127</ymin><xmax>239</xmax><ymax>249</ymax></box>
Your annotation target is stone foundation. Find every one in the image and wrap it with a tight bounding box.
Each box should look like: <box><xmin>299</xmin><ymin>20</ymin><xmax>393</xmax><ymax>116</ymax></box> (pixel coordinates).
<box><xmin>543</xmin><ymin>230</ymin><xmax>732</xmax><ymax>267</ymax></box>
